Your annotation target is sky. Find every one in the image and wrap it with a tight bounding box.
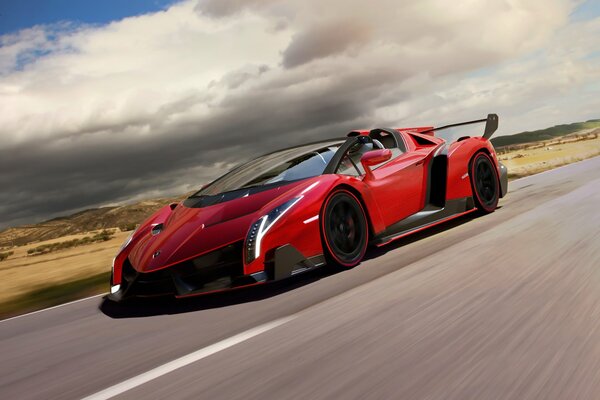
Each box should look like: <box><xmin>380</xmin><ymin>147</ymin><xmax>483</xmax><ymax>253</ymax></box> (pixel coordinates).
<box><xmin>0</xmin><ymin>0</ymin><xmax>599</xmax><ymax>230</ymax></box>
<box><xmin>0</xmin><ymin>1</ymin><xmax>178</xmax><ymax>35</ymax></box>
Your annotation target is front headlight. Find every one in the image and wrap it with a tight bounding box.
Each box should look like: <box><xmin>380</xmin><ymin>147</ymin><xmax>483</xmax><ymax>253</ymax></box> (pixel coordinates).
<box><xmin>245</xmin><ymin>196</ymin><xmax>302</xmax><ymax>264</ymax></box>
<box><xmin>112</xmin><ymin>229</ymin><xmax>135</xmax><ymax>277</ymax></box>
<box><xmin>119</xmin><ymin>230</ymin><xmax>135</xmax><ymax>252</ymax></box>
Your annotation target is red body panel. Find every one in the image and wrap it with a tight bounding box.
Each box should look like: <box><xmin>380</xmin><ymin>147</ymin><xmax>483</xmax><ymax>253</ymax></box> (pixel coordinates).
<box><xmin>111</xmin><ymin>124</ymin><xmax>503</xmax><ymax>296</ymax></box>
<box><xmin>446</xmin><ymin>137</ymin><xmax>499</xmax><ymax>200</ymax></box>
<box><xmin>367</xmin><ymin>150</ymin><xmax>426</xmax><ymax>224</ymax></box>
<box><xmin>127</xmin><ymin>180</ymin><xmax>306</xmax><ymax>273</ymax></box>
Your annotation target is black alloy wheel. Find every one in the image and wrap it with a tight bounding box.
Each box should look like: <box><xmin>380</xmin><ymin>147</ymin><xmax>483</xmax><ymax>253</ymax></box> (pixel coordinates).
<box><xmin>322</xmin><ymin>190</ymin><xmax>368</xmax><ymax>267</ymax></box>
<box><xmin>471</xmin><ymin>152</ymin><xmax>499</xmax><ymax>213</ymax></box>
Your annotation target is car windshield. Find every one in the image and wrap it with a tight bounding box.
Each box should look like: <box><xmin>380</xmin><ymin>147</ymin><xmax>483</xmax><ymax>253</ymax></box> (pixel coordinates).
<box><xmin>192</xmin><ymin>140</ymin><xmax>344</xmax><ymax>197</ymax></box>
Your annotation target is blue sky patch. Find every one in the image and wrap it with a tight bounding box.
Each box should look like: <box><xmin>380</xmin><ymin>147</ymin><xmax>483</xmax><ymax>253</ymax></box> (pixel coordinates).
<box><xmin>0</xmin><ymin>0</ymin><xmax>179</xmax><ymax>35</ymax></box>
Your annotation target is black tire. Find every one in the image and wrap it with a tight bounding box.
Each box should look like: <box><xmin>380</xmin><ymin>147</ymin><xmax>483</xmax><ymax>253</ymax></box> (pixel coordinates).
<box><xmin>470</xmin><ymin>152</ymin><xmax>499</xmax><ymax>213</ymax></box>
<box><xmin>321</xmin><ymin>190</ymin><xmax>368</xmax><ymax>267</ymax></box>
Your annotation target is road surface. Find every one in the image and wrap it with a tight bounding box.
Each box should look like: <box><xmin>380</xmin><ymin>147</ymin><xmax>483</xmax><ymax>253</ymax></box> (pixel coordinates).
<box><xmin>1</xmin><ymin>156</ymin><xmax>599</xmax><ymax>400</ymax></box>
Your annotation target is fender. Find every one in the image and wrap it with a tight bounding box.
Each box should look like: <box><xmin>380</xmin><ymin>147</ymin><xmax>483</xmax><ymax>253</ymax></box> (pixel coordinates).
<box><xmin>447</xmin><ymin>138</ymin><xmax>500</xmax><ymax>200</ymax></box>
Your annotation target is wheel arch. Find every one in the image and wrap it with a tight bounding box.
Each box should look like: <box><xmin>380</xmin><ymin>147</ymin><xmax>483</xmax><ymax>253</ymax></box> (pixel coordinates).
<box><xmin>447</xmin><ymin>137</ymin><xmax>499</xmax><ymax>200</ymax></box>
<box><xmin>468</xmin><ymin>148</ymin><xmax>498</xmax><ymax>181</ymax></box>
<box><xmin>473</xmin><ymin>146</ymin><xmax>492</xmax><ymax>158</ymax></box>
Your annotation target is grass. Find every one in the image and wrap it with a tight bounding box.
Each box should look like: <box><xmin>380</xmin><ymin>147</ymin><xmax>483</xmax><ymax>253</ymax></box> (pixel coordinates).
<box><xmin>0</xmin><ymin>271</ymin><xmax>109</xmax><ymax>320</ymax></box>
<box><xmin>0</xmin><ymin>230</ymin><xmax>129</xmax><ymax>315</ymax></box>
<box><xmin>27</xmin><ymin>229</ymin><xmax>115</xmax><ymax>256</ymax></box>
<box><xmin>499</xmin><ymin>134</ymin><xmax>600</xmax><ymax>180</ymax></box>
<box><xmin>507</xmin><ymin>153</ymin><xmax>600</xmax><ymax>180</ymax></box>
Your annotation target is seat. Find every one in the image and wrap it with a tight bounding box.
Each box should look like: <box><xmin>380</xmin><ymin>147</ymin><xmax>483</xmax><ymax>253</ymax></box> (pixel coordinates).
<box><xmin>369</xmin><ymin>129</ymin><xmax>404</xmax><ymax>158</ymax></box>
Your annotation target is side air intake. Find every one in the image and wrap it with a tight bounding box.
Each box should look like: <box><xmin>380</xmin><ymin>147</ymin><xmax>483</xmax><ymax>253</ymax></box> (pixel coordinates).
<box><xmin>428</xmin><ymin>154</ymin><xmax>447</xmax><ymax>208</ymax></box>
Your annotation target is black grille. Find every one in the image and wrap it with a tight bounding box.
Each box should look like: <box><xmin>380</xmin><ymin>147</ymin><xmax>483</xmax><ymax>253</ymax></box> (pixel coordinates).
<box><xmin>122</xmin><ymin>258</ymin><xmax>175</xmax><ymax>297</ymax></box>
<box><xmin>124</xmin><ymin>241</ymin><xmax>248</xmax><ymax>298</ymax></box>
<box><xmin>170</xmin><ymin>241</ymin><xmax>246</xmax><ymax>295</ymax></box>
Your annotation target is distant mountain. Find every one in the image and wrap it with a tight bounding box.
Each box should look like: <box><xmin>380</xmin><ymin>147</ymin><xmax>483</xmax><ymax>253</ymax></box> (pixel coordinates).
<box><xmin>0</xmin><ymin>198</ymin><xmax>180</xmax><ymax>247</ymax></box>
<box><xmin>491</xmin><ymin>119</ymin><xmax>600</xmax><ymax>148</ymax></box>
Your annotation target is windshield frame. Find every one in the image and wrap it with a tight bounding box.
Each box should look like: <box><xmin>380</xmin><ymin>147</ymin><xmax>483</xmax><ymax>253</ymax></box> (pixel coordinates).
<box><xmin>189</xmin><ymin>138</ymin><xmax>346</xmax><ymax>198</ymax></box>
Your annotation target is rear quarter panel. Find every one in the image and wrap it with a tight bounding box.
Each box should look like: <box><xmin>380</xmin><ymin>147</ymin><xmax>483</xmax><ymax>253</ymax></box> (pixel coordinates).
<box><xmin>446</xmin><ymin>137</ymin><xmax>500</xmax><ymax>200</ymax></box>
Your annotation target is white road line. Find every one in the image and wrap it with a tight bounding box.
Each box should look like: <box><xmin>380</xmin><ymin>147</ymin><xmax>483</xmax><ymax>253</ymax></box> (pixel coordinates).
<box><xmin>81</xmin><ymin>315</ymin><xmax>296</xmax><ymax>400</ymax></box>
<box><xmin>0</xmin><ymin>293</ymin><xmax>105</xmax><ymax>323</ymax></box>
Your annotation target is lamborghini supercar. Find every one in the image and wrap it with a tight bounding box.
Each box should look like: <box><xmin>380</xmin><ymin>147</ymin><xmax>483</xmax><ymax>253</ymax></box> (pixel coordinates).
<box><xmin>109</xmin><ymin>114</ymin><xmax>507</xmax><ymax>301</ymax></box>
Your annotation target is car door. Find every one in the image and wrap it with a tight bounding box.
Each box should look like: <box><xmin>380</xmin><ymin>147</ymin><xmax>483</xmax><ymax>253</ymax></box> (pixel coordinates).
<box><xmin>336</xmin><ymin>135</ymin><xmax>427</xmax><ymax>227</ymax></box>
<box><xmin>366</xmin><ymin>148</ymin><xmax>426</xmax><ymax>227</ymax></box>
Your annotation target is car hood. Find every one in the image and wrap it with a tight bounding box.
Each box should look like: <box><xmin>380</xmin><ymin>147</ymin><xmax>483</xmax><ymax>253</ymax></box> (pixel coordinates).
<box><xmin>127</xmin><ymin>180</ymin><xmax>308</xmax><ymax>272</ymax></box>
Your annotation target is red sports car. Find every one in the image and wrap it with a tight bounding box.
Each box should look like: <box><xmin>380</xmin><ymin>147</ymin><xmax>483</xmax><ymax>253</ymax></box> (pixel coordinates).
<box><xmin>109</xmin><ymin>114</ymin><xmax>507</xmax><ymax>301</ymax></box>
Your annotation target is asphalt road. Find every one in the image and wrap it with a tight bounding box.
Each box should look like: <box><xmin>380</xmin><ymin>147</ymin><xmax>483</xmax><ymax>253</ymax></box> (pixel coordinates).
<box><xmin>1</xmin><ymin>157</ymin><xmax>599</xmax><ymax>400</ymax></box>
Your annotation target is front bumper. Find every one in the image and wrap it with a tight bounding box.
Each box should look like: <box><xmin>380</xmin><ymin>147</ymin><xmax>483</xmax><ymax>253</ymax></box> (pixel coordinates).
<box><xmin>108</xmin><ymin>243</ymin><xmax>325</xmax><ymax>302</ymax></box>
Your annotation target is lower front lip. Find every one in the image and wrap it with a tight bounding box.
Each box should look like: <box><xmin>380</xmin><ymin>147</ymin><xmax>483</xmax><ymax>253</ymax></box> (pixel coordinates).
<box><xmin>174</xmin><ymin>280</ymin><xmax>266</xmax><ymax>298</ymax></box>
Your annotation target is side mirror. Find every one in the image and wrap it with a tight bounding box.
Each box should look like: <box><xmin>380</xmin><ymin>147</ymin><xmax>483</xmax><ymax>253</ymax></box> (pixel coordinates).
<box><xmin>360</xmin><ymin>149</ymin><xmax>392</xmax><ymax>180</ymax></box>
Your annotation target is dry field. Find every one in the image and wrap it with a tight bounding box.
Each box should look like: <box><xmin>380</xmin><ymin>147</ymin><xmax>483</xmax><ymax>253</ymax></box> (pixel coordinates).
<box><xmin>498</xmin><ymin>133</ymin><xmax>600</xmax><ymax>178</ymax></box>
<box><xmin>0</xmin><ymin>230</ymin><xmax>129</xmax><ymax>316</ymax></box>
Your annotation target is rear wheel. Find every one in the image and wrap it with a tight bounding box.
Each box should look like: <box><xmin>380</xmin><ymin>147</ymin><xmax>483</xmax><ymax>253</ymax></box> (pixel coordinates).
<box><xmin>321</xmin><ymin>190</ymin><xmax>368</xmax><ymax>268</ymax></box>
<box><xmin>470</xmin><ymin>152</ymin><xmax>499</xmax><ymax>213</ymax></box>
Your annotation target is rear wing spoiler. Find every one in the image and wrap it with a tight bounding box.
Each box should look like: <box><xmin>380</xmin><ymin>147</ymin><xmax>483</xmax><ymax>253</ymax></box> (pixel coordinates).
<box><xmin>420</xmin><ymin>114</ymin><xmax>499</xmax><ymax>140</ymax></box>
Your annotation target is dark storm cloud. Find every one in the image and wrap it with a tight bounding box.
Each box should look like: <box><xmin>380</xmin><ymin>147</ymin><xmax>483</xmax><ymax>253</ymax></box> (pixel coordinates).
<box><xmin>0</xmin><ymin>62</ymin><xmax>409</xmax><ymax>229</ymax></box>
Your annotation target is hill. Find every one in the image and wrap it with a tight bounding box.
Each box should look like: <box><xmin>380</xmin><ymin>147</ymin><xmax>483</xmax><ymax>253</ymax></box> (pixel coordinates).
<box><xmin>491</xmin><ymin>119</ymin><xmax>600</xmax><ymax>148</ymax></box>
<box><xmin>0</xmin><ymin>198</ymin><xmax>179</xmax><ymax>248</ymax></box>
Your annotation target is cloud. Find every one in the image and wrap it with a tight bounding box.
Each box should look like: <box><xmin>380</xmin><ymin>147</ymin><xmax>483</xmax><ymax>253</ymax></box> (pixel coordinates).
<box><xmin>281</xmin><ymin>20</ymin><xmax>371</xmax><ymax>68</ymax></box>
<box><xmin>195</xmin><ymin>0</ymin><xmax>280</xmax><ymax>18</ymax></box>
<box><xmin>0</xmin><ymin>0</ymin><xmax>598</xmax><ymax>229</ymax></box>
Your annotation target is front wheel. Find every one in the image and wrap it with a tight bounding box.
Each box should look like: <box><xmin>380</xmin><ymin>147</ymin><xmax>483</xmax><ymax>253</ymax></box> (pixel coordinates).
<box><xmin>470</xmin><ymin>152</ymin><xmax>499</xmax><ymax>213</ymax></box>
<box><xmin>321</xmin><ymin>190</ymin><xmax>368</xmax><ymax>268</ymax></box>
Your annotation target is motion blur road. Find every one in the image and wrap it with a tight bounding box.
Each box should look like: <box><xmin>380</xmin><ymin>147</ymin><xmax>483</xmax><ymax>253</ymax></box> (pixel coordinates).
<box><xmin>1</xmin><ymin>157</ymin><xmax>599</xmax><ymax>400</ymax></box>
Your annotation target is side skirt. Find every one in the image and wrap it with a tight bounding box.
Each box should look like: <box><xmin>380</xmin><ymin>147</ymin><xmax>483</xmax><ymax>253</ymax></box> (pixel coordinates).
<box><xmin>267</xmin><ymin>244</ymin><xmax>326</xmax><ymax>281</ymax></box>
<box><xmin>373</xmin><ymin>197</ymin><xmax>476</xmax><ymax>247</ymax></box>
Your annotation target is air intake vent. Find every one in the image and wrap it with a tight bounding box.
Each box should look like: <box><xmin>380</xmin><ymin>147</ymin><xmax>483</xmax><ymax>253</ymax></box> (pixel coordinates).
<box><xmin>151</xmin><ymin>223</ymin><xmax>163</xmax><ymax>236</ymax></box>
